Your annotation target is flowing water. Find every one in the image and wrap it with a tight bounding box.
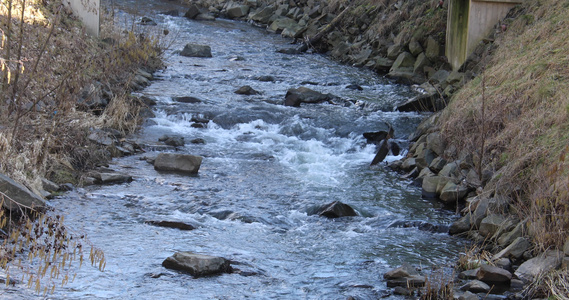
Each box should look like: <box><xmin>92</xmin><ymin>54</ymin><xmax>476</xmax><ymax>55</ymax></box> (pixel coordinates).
<box><xmin>7</xmin><ymin>1</ymin><xmax>466</xmax><ymax>299</ymax></box>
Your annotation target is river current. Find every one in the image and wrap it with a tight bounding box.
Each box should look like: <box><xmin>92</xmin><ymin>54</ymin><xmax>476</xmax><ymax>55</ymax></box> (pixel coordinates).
<box><xmin>9</xmin><ymin>0</ymin><xmax>465</xmax><ymax>299</ymax></box>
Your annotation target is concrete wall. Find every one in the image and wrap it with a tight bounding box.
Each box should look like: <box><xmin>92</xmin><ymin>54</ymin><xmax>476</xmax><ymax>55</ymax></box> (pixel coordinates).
<box><xmin>446</xmin><ymin>0</ymin><xmax>520</xmax><ymax>70</ymax></box>
<box><xmin>63</xmin><ymin>0</ymin><xmax>100</xmax><ymax>37</ymax></box>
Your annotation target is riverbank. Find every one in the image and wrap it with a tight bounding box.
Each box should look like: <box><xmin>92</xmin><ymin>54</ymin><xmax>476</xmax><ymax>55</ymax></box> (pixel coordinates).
<box><xmin>1</xmin><ymin>0</ymin><xmax>163</xmax><ymax>291</ymax></box>
<box><xmin>178</xmin><ymin>0</ymin><xmax>569</xmax><ymax>297</ymax></box>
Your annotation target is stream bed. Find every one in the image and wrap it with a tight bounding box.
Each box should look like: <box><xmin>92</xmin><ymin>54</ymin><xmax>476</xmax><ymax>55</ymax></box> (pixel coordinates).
<box><xmin>10</xmin><ymin>0</ymin><xmax>466</xmax><ymax>299</ymax></box>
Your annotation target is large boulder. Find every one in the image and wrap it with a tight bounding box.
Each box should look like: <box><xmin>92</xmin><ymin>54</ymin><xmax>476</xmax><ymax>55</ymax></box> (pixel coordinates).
<box><xmin>493</xmin><ymin>237</ymin><xmax>531</xmax><ymax>260</ymax></box>
<box><xmin>180</xmin><ymin>44</ymin><xmax>212</xmax><ymax>58</ymax></box>
<box><xmin>154</xmin><ymin>153</ymin><xmax>203</xmax><ymax>174</ymax></box>
<box><xmin>0</xmin><ymin>173</ymin><xmax>46</xmax><ymax>212</ymax></box>
<box><xmin>284</xmin><ymin>87</ymin><xmax>333</xmax><ymax>107</ymax></box>
<box><xmin>162</xmin><ymin>252</ymin><xmax>232</xmax><ymax>277</ymax></box>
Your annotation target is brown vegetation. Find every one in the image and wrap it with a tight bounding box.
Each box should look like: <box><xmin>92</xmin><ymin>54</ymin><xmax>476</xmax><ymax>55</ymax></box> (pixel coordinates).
<box><xmin>440</xmin><ymin>0</ymin><xmax>569</xmax><ymax>252</ymax></box>
<box><xmin>1</xmin><ymin>0</ymin><xmax>162</xmax><ymax>293</ymax></box>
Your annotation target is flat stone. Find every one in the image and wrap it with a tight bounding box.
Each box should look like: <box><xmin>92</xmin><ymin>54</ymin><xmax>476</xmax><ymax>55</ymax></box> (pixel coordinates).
<box><xmin>514</xmin><ymin>250</ymin><xmax>563</xmax><ymax>282</ymax></box>
<box><xmin>226</xmin><ymin>5</ymin><xmax>249</xmax><ymax>19</ymax></box>
<box><xmin>93</xmin><ymin>172</ymin><xmax>133</xmax><ymax>184</ymax></box>
<box><xmin>0</xmin><ymin>173</ymin><xmax>46</xmax><ymax>212</ymax></box>
<box><xmin>154</xmin><ymin>153</ymin><xmax>203</xmax><ymax>174</ymax></box>
<box><xmin>494</xmin><ymin>237</ymin><xmax>531</xmax><ymax>260</ymax></box>
<box><xmin>498</xmin><ymin>220</ymin><xmax>525</xmax><ymax>247</ymax></box>
<box><xmin>384</xmin><ymin>262</ymin><xmax>419</xmax><ymax>279</ymax></box>
<box><xmin>145</xmin><ymin>220</ymin><xmax>195</xmax><ymax>231</ymax></box>
<box><xmin>180</xmin><ymin>44</ymin><xmax>212</xmax><ymax>58</ymax></box>
<box><xmin>459</xmin><ymin>268</ymin><xmax>479</xmax><ymax>280</ymax></box>
<box><xmin>476</xmin><ymin>264</ymin><xmax>512</xmax><ymax>283</ymax></box>
<box><xmin>460</xmin><ymin>280</ymin><xmax>491</xmax><ymax>293</ymax></box>
<box><xmin>162</xmin><ymin>252</ymin><xmax>232</xmax><ymax>277</ymax></box>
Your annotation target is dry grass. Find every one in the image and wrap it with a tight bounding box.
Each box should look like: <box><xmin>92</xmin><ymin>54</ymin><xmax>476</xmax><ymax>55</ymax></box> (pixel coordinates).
<box><xmin>440</xmin><ymin>0</ymin><xmax>569</xmax><ymax>250</ymax></box>
<box><xmin>0</xmin><ymin>0</ymin><xmax>162</xmax><ymax>191</ymax></box>
<box><xmin>420</xmin><ymin>267</ymin><xmax>455</xmax><ymax>300</ymax></box>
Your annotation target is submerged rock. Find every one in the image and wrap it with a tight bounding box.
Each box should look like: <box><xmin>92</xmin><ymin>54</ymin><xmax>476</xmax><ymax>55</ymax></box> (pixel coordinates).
<box><xmin>180</xmin><ymin>44</ymin><xmax>212</xmax><ymax>58</ymax></box>
<box><xmin>235</xmin><ymin>85</ymin><xmax>260</xmax><ymax>95</ymax></box>
<box><xmin>92</xmin><ymin>172</ymin><xmax>133</xmax><ymax>184</ymax></box>
<box><xmin>145</xmin><ymin>220</ymin><xmax>195</xmax><ymax>231</ymax></box>
<box><xmin>312</xmin><ymin>201</ymin><xmax>358</xmax><ymax>218</ymax></box>
<box><xmin>162</xmin><ymin>252</ymin><xmax>232</xmax><ymax>277</ymax></box>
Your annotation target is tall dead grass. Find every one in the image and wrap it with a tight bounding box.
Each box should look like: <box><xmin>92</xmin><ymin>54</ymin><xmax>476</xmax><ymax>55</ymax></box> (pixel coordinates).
<box><xmin>440</xmin><ymin>0</ymin><xmax>569</xmax><ymax>250</ymax></box>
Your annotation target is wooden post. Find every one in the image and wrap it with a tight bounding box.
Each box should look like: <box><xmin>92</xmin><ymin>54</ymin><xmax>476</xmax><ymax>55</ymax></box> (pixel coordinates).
<box><xmin>62</xmin><ymin>0</ymin><xmax>100</xmax><ymax>37</ymax></box>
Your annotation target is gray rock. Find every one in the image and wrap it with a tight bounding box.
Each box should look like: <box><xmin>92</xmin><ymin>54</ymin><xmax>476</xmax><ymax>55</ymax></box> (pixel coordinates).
<box><xmin>386</xmin><ymin>275</ymin><xmax>425</xmax><ymax>288</ymax></box>
<box><xmin>77</xmin><ymin>82</ymin><xmax>109</xmax><ymax>111</ymax></box>
<box><xmin>180</xmin><ymin>44</ymin><xmax>212</xmax><ymax>57</ymax></box>
<box><xmin>268</xmin><ymin>17</ymin><xmax>297</xmax><ymax>34</ymax></box>
<box><xmin>173</xmin><ymin>96</ymin><xmax>202</xmax><ymax>103</ymax></box>
<box><xmin>154</xmin><ymin>153</ymin><xmax>203</xmax><ymax>174</ymax></box>
<box><xmin>460</xmin><ymin>280</ymin><xmax>491</xmax><ymax>293</ymax></box>
<box><xmin>387</xmin><ymin>44</ymin><xmax>403</xmax><ymax>60</ymax></box>
<box><xmin>226</xmin><ymin>5</ymin><xmax>249</xmax><ymax>18</ymax></box>
<box><xmin>41</xmin><ymin>178</ymin><xmax>59</xmax><ymax>192</ymax></box>
<box><xmin>92</xmin><ymin>172</ymin><xmax>133</xmax><ymax>184</ymax></box>
<box><xmin>479</xmin><ymin>214</ymin><xmax>507</xmax><ymax>237</ymax></box>
<box><xmin>429</xmin><ymin>157</ymin><xmax>447</xmax><ymax>173</ymax></box>
<box><xmin>145</xmin><ymin>220</ymin><xmax>195</xmax><ymax>230</ymax></box>
<box><xmin>514</xmin><ymin>250</ymin><xmax>563</xmax><ymax>282</ymax></box>
<box><xmin>384</xmin><ymin>262</ymin><xmax>419</xmax><ymax>279</ymax></box>
<box><xmin>459</xmin><ymin>268</ymin><xmax>479</xmax><ymax>280</ymax></box>
<box><xmin>439</xmin><ymin>161</ymin><xmax>459</xmax><ymax>179</ymax></box>
<box><xmin>422</xmin><ymin>176</ymin><xmax>445</xmax><ymax>199</ymax></box>
<box><xmin>449</xmin><ymin>214</ymin><xmax>472</xmax><ymax>234</ymax></box>
<box><xmin>476</xmin><ymin>264</ymin><xmax>512</xmax><ymax>283</ymax></box>
<box><xmin>195</xmin><ymin>13</ymin><xmax>215</xmax><ymax>21</ymax></box>
<box><xmin>235</xmin><ymin>85</ymin><xmax>260</xmax><ymax>95</ymax></box>
<box><xmin>408</xmin><ymin>39</ymin><xmax>423</xmax><ymax>56</ymax></box>
<box><xmin>390</xmin><ymin>52</ymin><xmax>416</xmax><ymax>72</ymax></box>
<box><xmin>413</xmin><ymin>52</ymin><xmax>430</xmax><ymax>74</ymax></box>
<box><xmin>251</xmin><ymin>6</ymin><xmax>275</xmax><ymax>23</ymax></box>
<box><xmin>564</xmin><ymin>238</ymin><xmax>569</xmax><ymax>256</ymax></box>
<box><xmin>439</xmin><ymin>181</ymin><xmax>469</xmax><ymax>204</ymax></box>
<box><xmin>162</xmin><ymin>252</ymin><xmax>232</xmax><ymax>277</ymax></box>
<box><xmin>0</xmin><ymin>173</ymin><xmax>46</xmax><ymax>212</ymax></box>
<box><xmin>425</xmin><ymin>36</ymin><xmax>440</xmax><ymax>60</ymax></box>
<box><xmin>494</xmin><ymin>258</ymin><xmax>512</xmax><ymax>271</ymax></box>
<box><xmin>315</xmin><ymin>201</ymin><xmax>357</xmax><ymax>218</ymax></box>
<box><xmin>472</xmin><ymin>197</ymin><xmax>490</xmax><ymax>228</ymax></box>
<box><xmin>426</xmin><ymin>132</ymin><xmax>445</xmax><ymax>156</ymax></box>
<box><xmin>393</xmin><ymin>286</ymin><xmax>412</xmax><ymax>296</ymax></box>
<box><xmin>159</xmin><ymin>135</ymin><xmax>185</xmax><ymax>147</ymax></box>
<box><xmin>401</xmin><ymin>157</ymin><xmax>417</xmax><ymax>172</ymax></box>
<box><xmin>373</xmin><ymin>57</ymin><xmax>394</xmax><ymax>72</ymax></box>
<box><xmin>415</xmin><ymin>148</ymin><xmax>436</xmax><ymax>170</ymax></box>
<box><xmin>497</xmin><ymin>220</ymin><xmax>525</xmax><ymax>249</ymax></box>
<box><xmin>184</xmin><ymin>5</ymin><xmax>202</xmax><ymax>19</ymax></box>
<box><xmin>284</xmin><ymin>87</ymin><xmax>332</xmax><ymax>107</ymax></box>
<box><xmin>458</xmin><ymin>291</ymin><xmax>479</xmax><ymax>300</ymax></box>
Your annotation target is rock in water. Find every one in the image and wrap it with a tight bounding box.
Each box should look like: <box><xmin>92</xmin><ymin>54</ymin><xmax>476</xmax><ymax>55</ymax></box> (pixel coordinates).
<box><xmin>180</xmin><ymin>44</ymin><xmax>212</xmax><ymax>57</ymax></box>
<box><xmin>162</xmin><ymin>252</ymin><xmax>232</xmax><ymax>277</ymax></box>
<box><xmin>154</xmin><ymin>153</ymin><xmax>203</xmax><ymax>174</ymax></box>
<box><xmin>317</xmin><ymin>201</ymin><xmax>358</xmax><ymax>218</ymax></box>
<box><xmin>370</xmin><ymin>139</ymin><xmax>389</xmax><ymax>165</ymax></box>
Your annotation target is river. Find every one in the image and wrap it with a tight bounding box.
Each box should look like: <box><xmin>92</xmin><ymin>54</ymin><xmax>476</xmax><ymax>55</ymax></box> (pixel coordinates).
<box><xmin>9</xmin><ymin>0</ymin><xmax>465</xmax><ymax>299</ymax></box>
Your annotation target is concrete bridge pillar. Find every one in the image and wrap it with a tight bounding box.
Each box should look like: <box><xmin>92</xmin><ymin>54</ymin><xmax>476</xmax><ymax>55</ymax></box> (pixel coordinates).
<box><xmin>446</xmin><ymin>0</ymin><xmax>521</xmax><ymax>71</ymax></box>
<box><xmin>63</xmin><ymin>0</ymin><xmax>100</xmax><ymax>37</ymax></box>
